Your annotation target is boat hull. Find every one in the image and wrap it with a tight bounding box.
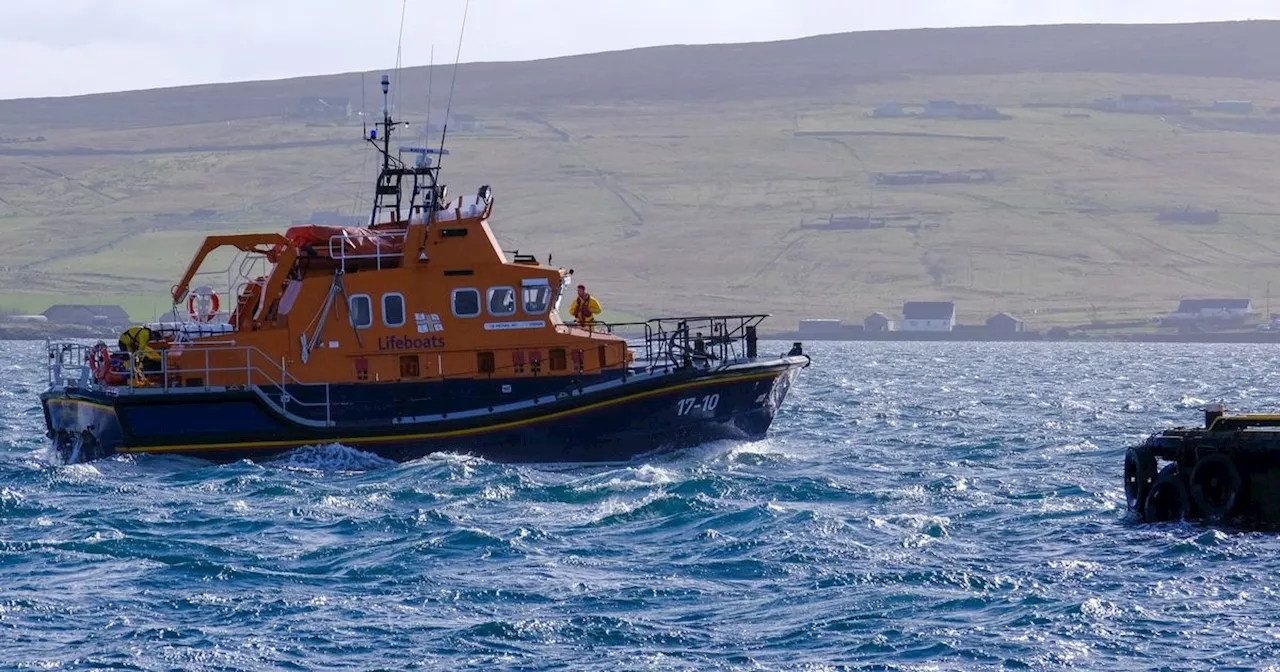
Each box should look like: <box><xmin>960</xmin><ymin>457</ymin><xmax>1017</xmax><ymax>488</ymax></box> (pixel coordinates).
<box><xmin>41</xmin><ymin>358</ymin><xmax>806</xmax><ymax>464</ymax></box>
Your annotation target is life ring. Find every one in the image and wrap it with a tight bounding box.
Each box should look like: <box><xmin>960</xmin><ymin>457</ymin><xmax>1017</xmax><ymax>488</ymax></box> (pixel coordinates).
<box><xmin>1189</xmin><ymin>453</ymin><xmax>1243</xmax><ymax>519</ymax></box>
<box><xmin>1143</xmin><ymin>464</ymin><xmax>1190</xmax><ymax>523</ymax></box>
<box><xmin>1124</xmin><ymin>446</ymin><xmax>1157</xmax><ymax>512</ymax></box>
<box><xmin>86</xmin><ymin>342</ymin><xmax>110</xmax><ymax>381</ymax></box>
<box><xmin>187</xmin><ymin>286</ymin><xmax>220</xmax><ymax>323</ymax></box>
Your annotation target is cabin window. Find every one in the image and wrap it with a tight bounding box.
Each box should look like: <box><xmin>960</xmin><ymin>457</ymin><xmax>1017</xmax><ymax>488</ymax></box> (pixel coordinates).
<box><xmin>522</xmin><ymin>281</ymin><xmax>551</xmax><ymax>314</ymax></box>
<box><xmin>549</xmin><ymin>348</ymin><xmax>567</xmax><ymax>371</ymax></box>
<box><xmin>451</xmin><ymin>288</ymin><xmax>480</xmax><ymax>317</ymax></box>
<box><xmin>349</xmin><ymin>294</ymin><xmax>372</xmax><ymax>329</ymax></box>
<box><xmin>487</xmin><ymin>287</ymin><xmax>517</xmax><ymax>316</ymax></box>
<box><xmin>382</xmin><ymin>293</ymin><xmax>406</xmax><ymax>327</ymax></box>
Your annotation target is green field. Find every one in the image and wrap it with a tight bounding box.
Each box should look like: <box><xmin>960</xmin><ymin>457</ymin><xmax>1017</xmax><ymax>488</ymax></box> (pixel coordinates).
<box><xmin>5</xmin><ymin>22</ymin><xmax>1280</xmax><ymax>330</ymax></box>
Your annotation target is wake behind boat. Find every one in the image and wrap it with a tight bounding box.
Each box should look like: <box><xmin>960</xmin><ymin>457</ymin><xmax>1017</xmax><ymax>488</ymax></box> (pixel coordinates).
<box><xmin>40</xmin><ymin>75</ymin><xmax>810</xmax><ymax>465</ymax></box>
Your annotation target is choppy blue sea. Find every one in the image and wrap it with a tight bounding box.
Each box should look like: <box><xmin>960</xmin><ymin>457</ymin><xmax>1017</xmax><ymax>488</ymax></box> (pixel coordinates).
<box><xmin>5</xmin><ymin>340</ymin><xmax>1280</xmax><ymax>670</ymax></box>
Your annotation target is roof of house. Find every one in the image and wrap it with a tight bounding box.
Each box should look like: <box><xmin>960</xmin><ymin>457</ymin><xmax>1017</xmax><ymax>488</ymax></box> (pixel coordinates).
<box><xmin>987</xmin><ymin>312</ymin><xmax>1022</xmax><ymax>323</ymax></box>
<box><xmin>1175</xmin><ymin>298</ymin><xmax>1252</xmax><ymax>312</ymax></box>
<box><xmin>298</xmin><ymin>96</ymin><xmax>350</xmax><ymax>105</ymax></box>
<box><xmin>42</xmin><ymin>304</ymin><xmax>130</xmax><ymax>320</ymax></box>
<box><xmin>903</xmin><ymin>301</ymin><xmax>956</xmax><ymax>320</ymax></box>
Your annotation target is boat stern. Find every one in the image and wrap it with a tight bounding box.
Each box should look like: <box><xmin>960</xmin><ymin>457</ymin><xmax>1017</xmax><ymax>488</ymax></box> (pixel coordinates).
<box><xmin>42</xmin><ymin>342</ymin><xmax>124</xmax><ymax>464</ymax></box>
<box><xmin>41</xmin><ymin>388</ymin><xmax>123</xmax><ymax>464</ymax></box>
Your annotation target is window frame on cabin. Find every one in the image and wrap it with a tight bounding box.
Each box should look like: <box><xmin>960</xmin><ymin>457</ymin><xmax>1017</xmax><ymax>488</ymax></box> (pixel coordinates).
<box><xmin>521</xmin><ymin>279</ymin><xmax>552</xmax><ymax>314</ymax></box>
<box><xmin>486</xmin><ymin>286</ymin><xmax>517</xmax><ymax>317</ymax></box>
<box><xmin>451</xmin><ymin>288</ymin><xmax>481</xmax><ymax>318</ymax></box>
<box><xmin>382</xmin><ymin>292</ymin><xmax>406</xmax><ymax>327</ymax></box>
<box><xmin>349</xmin><ymin>294</ymin><xmax>373</xmax><ymax>329</ymax></box>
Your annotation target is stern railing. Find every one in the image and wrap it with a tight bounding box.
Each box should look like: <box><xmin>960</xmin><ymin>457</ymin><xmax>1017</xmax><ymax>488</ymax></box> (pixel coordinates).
<box><xmin>46</xmin><ymin>340</ymin><xmax>333</xmax><ymax>425</ymax></box>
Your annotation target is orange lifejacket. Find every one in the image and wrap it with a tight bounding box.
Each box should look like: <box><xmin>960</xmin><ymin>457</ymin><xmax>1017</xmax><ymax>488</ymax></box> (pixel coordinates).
<box><xmin>573</xmin><ymin>294</ymin><xmax>596</xmax><ymax>323</ymax></box>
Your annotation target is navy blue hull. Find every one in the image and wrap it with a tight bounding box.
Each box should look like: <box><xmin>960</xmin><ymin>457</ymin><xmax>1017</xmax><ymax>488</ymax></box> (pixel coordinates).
<box><xmin>41</xmin><ymin>359</ymin><xmax>804</xmax><ymax>465</ymax></box>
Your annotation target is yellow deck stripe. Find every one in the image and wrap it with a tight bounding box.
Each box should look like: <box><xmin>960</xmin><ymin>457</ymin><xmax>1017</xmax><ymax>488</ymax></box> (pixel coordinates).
<box><xmin>116</xmin><ymin>370</ymin><xmax>783</xmax><ymax>455</ymax></box>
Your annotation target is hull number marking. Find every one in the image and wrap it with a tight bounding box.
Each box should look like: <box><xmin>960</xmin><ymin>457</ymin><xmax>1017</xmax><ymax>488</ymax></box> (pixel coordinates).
<box><xmin>677</xmin><ymin>393</ymin><xmax>720</xmax><ymax>416</ymax></box>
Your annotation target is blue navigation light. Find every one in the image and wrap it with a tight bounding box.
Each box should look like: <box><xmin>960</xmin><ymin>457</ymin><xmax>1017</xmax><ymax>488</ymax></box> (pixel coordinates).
<box><xmin>370</xmin><ymin>129</ymin><xmax>377</xmax><ymax>140</ymax></box>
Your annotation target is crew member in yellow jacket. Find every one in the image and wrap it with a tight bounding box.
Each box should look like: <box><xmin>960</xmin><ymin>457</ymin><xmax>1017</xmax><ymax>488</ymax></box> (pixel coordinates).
<box><xmin>570</xmin><ymin>284</ymin><xmax>602</xmax><ymax>325</ymax></box>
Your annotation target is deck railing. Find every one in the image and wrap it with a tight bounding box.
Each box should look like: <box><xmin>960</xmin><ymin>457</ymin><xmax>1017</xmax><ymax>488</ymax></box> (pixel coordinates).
<box><xmin>47</xmin><ymin>340</ymin><xmax>333</xmax><ymax>425</ymax></box>
<box><xmin>46</xmin><ymin>314</ymin><xmax>775</xmax><ymax>427</ymax></box>
<box><xmin>327</xmin><ymin>229</ymin><xmax>407</xmax><ymax>270</ymax></box>
<box><xmin>572</xmin><ymin>314</ymin><xmax>769</xmax><ymax>372</ymax></box>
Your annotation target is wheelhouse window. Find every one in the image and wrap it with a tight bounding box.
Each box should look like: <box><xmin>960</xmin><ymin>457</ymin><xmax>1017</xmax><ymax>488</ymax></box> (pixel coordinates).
<box><xmin>349</xmin><ymin>294</ymin><xmax>372</xmax><ymax>329</ymax></box>
<box><xmin>522</xmin><ymin>278</ymin><xmax>551</xmax><ymax>314</ymax></box>
<box><xmin>487</xmin><ymin>287</ymin><xmax>517</xmax><ymax>316</ymax></box>
<box><xmin>452</xmin><ymin>288</ymin><xmax>481</xmax><ymax>317</ymax></box>
<box><xmin>382</xmin><ymin>293</ymin><xmax>405</xmax><ymax>327</ymax></box>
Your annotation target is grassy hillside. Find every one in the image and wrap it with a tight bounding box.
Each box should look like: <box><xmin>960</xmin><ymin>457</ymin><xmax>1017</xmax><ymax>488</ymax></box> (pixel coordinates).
<box><xmin>4</xmin><ymin>22</ymin><xmax>1280</xmax><ymax>328</ymax></box>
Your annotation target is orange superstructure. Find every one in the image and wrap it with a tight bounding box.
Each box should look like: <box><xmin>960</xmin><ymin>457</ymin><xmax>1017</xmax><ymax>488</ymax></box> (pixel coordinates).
<box><xmin>158</xmin><ymin>188</ymin><xmax>628</xmax><ymax>390</ymax></box>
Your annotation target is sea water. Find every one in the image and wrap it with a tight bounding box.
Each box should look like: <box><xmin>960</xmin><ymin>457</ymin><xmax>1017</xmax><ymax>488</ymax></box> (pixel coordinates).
<box><xmin>3</xmin><ymin>340</ymin><xmax>1280</xmax><ymax>670</ymax></box>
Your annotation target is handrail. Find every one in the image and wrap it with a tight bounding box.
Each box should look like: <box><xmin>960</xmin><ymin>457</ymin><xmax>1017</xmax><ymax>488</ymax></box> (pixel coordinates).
<box><xmin>45</xmin><ymin>340</ymin><xmax>334</xmax><ymax>426</ymax></box>
<box><xmin>45</xmin><ymin>313</ymin><xmax>773</xmax><ymax>428</ymax></box>
<box><xmin>327</xmin><ymin>229</ymin><xmax>407</xmax><ymax>270</ymax></box>
<box><xmin>157</xmin><ymin>343</ymin><xmax>333</xmax><ymax>424</ymax></box>
<box><xmin>573</xmin><ymin>314</ymin><xmax>768</xmax><ymax>373</ymax></box>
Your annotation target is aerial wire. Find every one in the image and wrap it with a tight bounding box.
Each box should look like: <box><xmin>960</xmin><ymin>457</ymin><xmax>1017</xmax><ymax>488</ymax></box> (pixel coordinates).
<box><xmin>436</xmin><ymin>0</ymin><xmax>470</xmax><ymax>170</ymax></box>
<box><xmin>425</xmin><ymin>44</ymin><xmax>435</xmax><ymax>147</ymax></box>
<box><xmin>393</xmin><ymin>0</ymin><xmax>409</xmax><ymax>117</ymax></box>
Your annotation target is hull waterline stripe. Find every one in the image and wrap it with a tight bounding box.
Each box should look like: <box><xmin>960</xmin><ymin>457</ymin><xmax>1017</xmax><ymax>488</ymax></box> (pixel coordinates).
<box><xmin>45</xmin><ymin>399</ymin><xmax>116</xmax><ymax>414</ymax></box>
<box><xmin>116</xmin><ymin>369</ymin><xmax>787</xmax><ymax>455</ymax></box>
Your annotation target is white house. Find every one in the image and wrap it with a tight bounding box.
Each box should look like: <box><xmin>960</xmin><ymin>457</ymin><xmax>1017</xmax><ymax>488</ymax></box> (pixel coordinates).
<box><xmin>1165</xmin><ymin>298</ymin><xmax>1253</xmax><ymax>324</ymax></box>
<box><xmin>901</xmin><ymin>301</ymin><xmax>956</xmax><ymax>332</ymax></box>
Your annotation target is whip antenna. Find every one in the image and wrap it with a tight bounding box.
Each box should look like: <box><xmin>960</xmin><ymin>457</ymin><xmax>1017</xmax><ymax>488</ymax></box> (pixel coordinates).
<box><xmin>436</xmin><ymin>0</ymin><xmax>470</xmax><ymax>169</ymax></box>
<box><xmin>393</xmin><ymin>0</ymin><xmax>408</xmax><ymax>116</ymax></box>
<box><xmin>425</xmin><ymin>45</ymin><xmax>435</xmax><ymax>145</ymax></box>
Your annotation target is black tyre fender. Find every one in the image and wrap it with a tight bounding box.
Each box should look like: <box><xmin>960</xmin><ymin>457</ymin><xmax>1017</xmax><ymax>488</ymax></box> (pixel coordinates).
<box><xmin>1189</xmin><ymin>452</ymin><xmax>1243</xmax><ymax>519</ymax></box>
<box><xmin>1125</xmin><ymin>446</ymin><xmax>1157</xmax><ymax>512</ymax></box>
<box><xmin>1144</xmin><ymin>464</ymin><xmax>1190</xmax><ymax>523</ymax></box>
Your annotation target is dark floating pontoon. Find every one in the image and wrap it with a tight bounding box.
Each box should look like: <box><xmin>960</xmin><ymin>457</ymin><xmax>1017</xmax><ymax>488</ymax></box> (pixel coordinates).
<box><xmin>1127</xmin><ymin>403</ymin><xmax>1280</xmax><ymax>525</ymax></box>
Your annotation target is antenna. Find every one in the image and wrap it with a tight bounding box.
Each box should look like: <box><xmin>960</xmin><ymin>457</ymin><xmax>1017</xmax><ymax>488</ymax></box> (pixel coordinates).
<box><xmin>380</xmin><ymin>74</ymin><xmax>392</xmax><ymax>175</ymax></box>
<box><xmin>436</xmin><ymin>0</ymin><xmax>470</xmax><ymax>169</ymax></box>
<box><xmin>425</xmin><ymin>44</ymin><xmax>434</xmax><ymax>145</ymax></box>
<box><xmin>393</xmin><ymin>0</ymin><xmax>408</xmax><ymax>117</ymax></box>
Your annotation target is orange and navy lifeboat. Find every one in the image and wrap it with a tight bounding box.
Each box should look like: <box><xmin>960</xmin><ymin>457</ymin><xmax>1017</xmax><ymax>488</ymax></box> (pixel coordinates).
<box><xmin>39</xmin><ymin>74</ymin><xmax>810</xmax><ymax>465</ymax></box>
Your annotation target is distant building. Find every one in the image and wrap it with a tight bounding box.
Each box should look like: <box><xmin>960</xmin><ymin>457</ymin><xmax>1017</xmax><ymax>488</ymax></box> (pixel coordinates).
<box><xmin>1092</xmin><ymin>94</ymin><xmax>1189</xmax><ymax>116</ymax></box>
<box><xmin>798</xmin><ymin>319</ymin><xmax>843</xmax><ymax>337</ymax></box>
<box><xmin>425</xmin><ymin>112</ymin><xmax>487</xmax><ymax>136</ymax></box>
<box><xmin>802</xmin><ymin>214</ymin><xmax>886</xmax><ymax>230</ymax></box>
<box><xmin>1157</xmin><ymin>207</ymin><xmax>1220</xmax><ymax>225</ymax></box>
<box><xmin>872</xmin><ymin>102</ymin><xmax>906</xmax><ymax>118</ymax></box>
<box><xmin>921</xmin><ymin>100</ymin><xmax>1011</xmax><ymax>120</ymax></box>
<box><xmin>874</xmin><ymin>169</ymin><xmax>994</xmax><ymax>186</ymax></box>
<box><xmin>1212</xmin><ymin>100</ymin><xmax>1254</xmax><ymax>114</ymax></box>
<box><xmin>986</xmin><ymin>312</ymin><xmax>1024</xmax><ymax>334</ymax></box>
<box><xmin>1164</xmin><ymin>298</ymin><xmax>1253</xmax><ymax>325</ymax></box>
<box><xmin>902</xmin><ymin>301</ymin><xmax>956</xmax><ymax>332</ymax></box>
<box><xmin>864</xmin><ymin>312</ymin><xmax>894</xmax><ymax>332</ymax></box>
<box><xmin>287</xmin><ymin>96</ymin><xmax>352</xmax><ymax>120</ymax></box>
<box><xmin>42</xmin><ymin>304</ymin><xmax>130</xmax><ymax>326</ymax></box>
